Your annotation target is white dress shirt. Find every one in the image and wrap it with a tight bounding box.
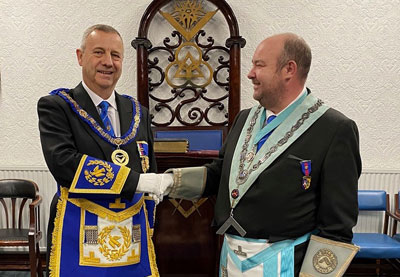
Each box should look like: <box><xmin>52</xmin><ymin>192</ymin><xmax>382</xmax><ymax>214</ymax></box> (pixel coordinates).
<box><xmin>82</xmin><ymin>81</ymin><xmax>121</xmax><ymax>137</ymax></box>
<box><xmin>264</xmin><ymin>86</ymin><xmax>307</xmax><ymax>126</ymax></box>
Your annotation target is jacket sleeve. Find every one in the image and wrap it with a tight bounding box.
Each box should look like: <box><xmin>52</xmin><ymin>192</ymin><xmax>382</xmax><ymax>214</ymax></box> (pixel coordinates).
<box><xmin>316</xmin><ymin>118</ymin><xmax>361</xmax><ymax>242</ymax></box>
<box><xmin>166</xmin><ymin>109</ymin><xmax>249</xmax><ymax>200</ymax></box>
<box><xmin>38</xmin><ymin>95</ymin><xmax>83</xmax><ymax>187</ymax></box>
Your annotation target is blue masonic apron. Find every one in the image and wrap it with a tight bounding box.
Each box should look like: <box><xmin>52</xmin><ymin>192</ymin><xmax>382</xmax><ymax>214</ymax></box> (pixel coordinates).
<box><xmin>47</xmin><ymin>89</ymin><xmax>158</xmax><ymax>276</ymax></box>
<box><xmin>50</xmin><ymin>187</ymin><xmax>158</xmax><ymax>277</ymax></box>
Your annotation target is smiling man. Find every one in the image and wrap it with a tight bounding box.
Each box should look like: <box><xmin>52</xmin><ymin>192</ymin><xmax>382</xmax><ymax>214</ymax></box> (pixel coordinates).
<box><xmin>38</xmin><ymin>24</ymin><xmax>171</xmax><ymax>277</ymax></box>
<box><xmin>163</xmin><ymin>33</ymin><xmax>362</xmax><ymax>276</ymax></box>
<box><xmin>76</xmin><ymin>26</ymin><xmax>123</xmax><ymax>99</ymax></box>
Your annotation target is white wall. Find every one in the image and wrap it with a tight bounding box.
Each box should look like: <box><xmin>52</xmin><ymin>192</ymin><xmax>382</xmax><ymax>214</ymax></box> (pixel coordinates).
<box><xmin>0</xmin><ymin>0</ymin><xmax>399</xmax><ymax>170</ymax></box>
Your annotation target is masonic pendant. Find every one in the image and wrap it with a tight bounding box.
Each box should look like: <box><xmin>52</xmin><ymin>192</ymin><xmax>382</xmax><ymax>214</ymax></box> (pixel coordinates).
<box><xmin>111</xmin><ymin>148</ymin><xmax>129</xmax><ymax>166</ymax></box>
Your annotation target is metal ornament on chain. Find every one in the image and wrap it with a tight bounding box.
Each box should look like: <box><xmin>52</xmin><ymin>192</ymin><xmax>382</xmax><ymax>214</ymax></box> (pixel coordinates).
<box><xmin>51</xmin><ymin>90</ymin><xmax>141</xmax><ymax>168</ymax></box>
<box><xmin>235</xmin><ymin>106</ymin><xmax>262</xmax><ymax>185</ymax></box>
<box><xmin>218</xmin><ymin>99</ymin><xmax>324</xmax><ymax>236</ymax></box>
<box><xmin>111</xmin><ymin>148</ymin><xmax>130</xmax><ymax>166</ymax></box>
<box><xmin>235</xmin><ymin>99</ymin><xmax>324</xmax><ymax>186</ymax></box>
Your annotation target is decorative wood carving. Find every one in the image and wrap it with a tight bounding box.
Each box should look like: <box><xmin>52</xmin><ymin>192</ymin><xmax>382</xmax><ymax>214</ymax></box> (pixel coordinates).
<box><xmin>132</xmin><ymin>0</ymin><xmax>245</xmax><ymax>131</ymax></box>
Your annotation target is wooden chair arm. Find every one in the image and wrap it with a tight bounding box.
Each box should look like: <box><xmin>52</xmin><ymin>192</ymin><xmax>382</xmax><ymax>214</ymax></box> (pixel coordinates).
<box><xmin>388</xmin><ymin>210</ymin><xmax>400</xmax><ymax>222</ymax></box>
<box><xmin>388</xmin><ymin>210</ymin><xmax>400</xmax><ymax>236</ymax></box>
<box><xmin>29</xmin><ymin>195</ymin><xmax>42</xmax><ymax>237</ymax></box>
<box><xmin>30</xmin><ymin>195</ymin><xmax>42</xmax><ymax>208</ymax></box>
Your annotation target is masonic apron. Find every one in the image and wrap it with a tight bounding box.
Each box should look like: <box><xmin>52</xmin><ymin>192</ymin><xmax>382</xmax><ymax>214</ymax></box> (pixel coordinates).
<box><xmin>219</xmin><ymin>93</ymin><xmax>329</xmax><ymax>277</ymax></box>
<box><xmin>47</xmin><ymin>89</ymin><xmax>158</xmax><ymax>276</ymax></box>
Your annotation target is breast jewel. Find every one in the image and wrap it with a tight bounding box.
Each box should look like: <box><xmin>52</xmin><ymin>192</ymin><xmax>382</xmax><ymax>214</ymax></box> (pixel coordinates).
<box><xmin>50</xmin><ymin>89</ymin><xmax>141</xmax><ymax>166</ymax></box>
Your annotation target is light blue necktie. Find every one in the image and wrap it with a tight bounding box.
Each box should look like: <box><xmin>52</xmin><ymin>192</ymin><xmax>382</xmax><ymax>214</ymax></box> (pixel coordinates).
<box><xmin>256</xmin><ymin>115</ymin><xmax>276</xmax><ymax>152</ymax></box>
<box><xmin>98</xmin><ymin>101</ymin><xmax>115</xmax><ymax>136</ymax></box>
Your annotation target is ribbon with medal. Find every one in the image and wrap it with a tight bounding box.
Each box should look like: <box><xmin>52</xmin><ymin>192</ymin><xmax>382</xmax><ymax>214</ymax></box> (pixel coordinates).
<box><xmin>51</xmin><ymin>88</ymin><xmax>141</xmax><ymax>167</ymax></box>
<box><xmin>136</xmin><ymin>141</ymin><xmax>149</xmax><ymax>173</ymax></box>
<box><xmin>301</xmin><ymin>160</ymin><xmax>311</xmax><ymax>190</ymax></box>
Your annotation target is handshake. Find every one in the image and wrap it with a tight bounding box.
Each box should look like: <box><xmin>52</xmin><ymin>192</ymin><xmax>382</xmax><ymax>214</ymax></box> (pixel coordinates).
<box><xmin>136</xmin><ymin>173</ymin><xmax>174</xmax><ymax>204</ymax></box>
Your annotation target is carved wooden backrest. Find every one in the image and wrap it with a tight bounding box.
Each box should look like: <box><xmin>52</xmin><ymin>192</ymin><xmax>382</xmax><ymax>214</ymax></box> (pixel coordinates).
<box><xmin>132</xmin><ymin>0</ymin><xmax>245</xmax><ymax>151</ymax></box>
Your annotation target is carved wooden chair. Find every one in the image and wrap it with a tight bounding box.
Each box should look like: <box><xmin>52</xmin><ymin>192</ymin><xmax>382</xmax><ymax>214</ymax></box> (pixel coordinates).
<box><xmin>131</xmin><ymin>0</ymin><xmax>245</xmax><ymax>275</ymax></box>
<box><xmin>0</xmin><ymin>179</ymin><xmax>43</xmax><ymax>277</ymax></box>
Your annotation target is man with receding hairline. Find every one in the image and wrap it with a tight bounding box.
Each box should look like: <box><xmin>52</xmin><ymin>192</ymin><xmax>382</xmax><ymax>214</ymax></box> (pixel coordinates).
<box><xmin>38</xmin><ymin>24</ymin><xmax>171</xmax><ymax>277</ymax></box>
<box><xmin>162</xmin><ymin>33</ymin><xmax>361</xmax><ymax>276</ymax></box>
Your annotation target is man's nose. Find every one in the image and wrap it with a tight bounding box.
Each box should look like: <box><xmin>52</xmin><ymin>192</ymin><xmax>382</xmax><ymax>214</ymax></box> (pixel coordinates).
<box><xmin>102</xmin><ymin>52</ymin><xmax>113</xmax><ymax>66</ymax></box>
<box><xmin>247</xmin><ymin>67</ymin><xmax>255</xmax><ymax>79</ymax></box>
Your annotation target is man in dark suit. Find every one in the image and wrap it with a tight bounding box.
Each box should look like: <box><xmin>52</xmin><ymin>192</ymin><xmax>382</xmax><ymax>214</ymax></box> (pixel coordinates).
<box><xmin>165</xmin><ymin>33</ymin><xmax>361</xmax><ymax>276</ymax></box>
<box><xmin>38</xmin><ymin>24</ymin><xmax>170</xmax><ymax>277</ymax></box>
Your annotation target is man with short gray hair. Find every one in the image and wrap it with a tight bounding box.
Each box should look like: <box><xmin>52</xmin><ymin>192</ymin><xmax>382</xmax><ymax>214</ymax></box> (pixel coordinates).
<box><xmin>38</xmin><ymin>24</ymin><xmax>171</xmax><ymax>277</ymax></box>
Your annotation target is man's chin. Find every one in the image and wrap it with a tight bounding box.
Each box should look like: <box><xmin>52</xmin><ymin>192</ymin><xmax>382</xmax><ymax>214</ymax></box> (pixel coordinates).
<box><xmin>253</xmin><ymin>92</ymin><xmax>262</xmax><ymax>102</ymax></box>
<box><xmin>95</xmin><ymin>79</ymin><xmax>115</xmax><ymax>90</ymax></box>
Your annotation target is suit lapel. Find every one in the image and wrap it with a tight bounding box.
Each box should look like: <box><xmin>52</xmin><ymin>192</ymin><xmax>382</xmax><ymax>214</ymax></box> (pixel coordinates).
<box><xmin>116</xmin><ymin>93</ymin><xmax>133</xmax><ymax>135</ymax></box>
<box><xmin>73</xmin><ymin>83</ymin><xmax>104</xmax><ymax>128</ymax></box>
<box><xmin>115</xmin><ymin>93</ymin><xmax>142</xmax><ymax>166</ymax></box>
<box><xmin>71</xmin><ymin>83</ymin><xmax>114</xmax><ymax>160</ymax></box>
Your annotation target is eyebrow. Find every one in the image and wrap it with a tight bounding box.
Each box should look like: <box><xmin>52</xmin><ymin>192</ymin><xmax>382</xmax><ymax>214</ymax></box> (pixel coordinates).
<box><xmin>92</xmin><ymin>47</ymin><xmax>123</xmax><ymax>55</ymax></box>
<box><xmin>253</xmin><ymin>59</ymin><xmax>266</xmax><ymax>65</ymax></box>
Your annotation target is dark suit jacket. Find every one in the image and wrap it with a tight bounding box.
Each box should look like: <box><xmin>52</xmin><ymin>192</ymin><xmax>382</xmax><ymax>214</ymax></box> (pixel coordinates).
<box><xmin>37</xmin><ymin>83</ymin><xmax>157</xmax><ymax>275</ymax></box>
<box><xmin>203</xmin><ymin>105</ymin><xmax>361</xmax><ymax>274</ymax></box>
<box><xmin>38</xmin><ymin>83</ymin><xmax>157</xmax><ymax>197</ymax></box>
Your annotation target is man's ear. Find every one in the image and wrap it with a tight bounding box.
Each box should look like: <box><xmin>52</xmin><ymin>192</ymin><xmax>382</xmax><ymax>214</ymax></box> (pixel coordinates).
<box><xmin>283</xmin><ymin>60</ymin><xmax>297</xmax><ymax>80</ymax></box>
<box><xmin>76</xmin><ymin>48</ymin><xmax>83</xmax><ymax>66</ymax></box>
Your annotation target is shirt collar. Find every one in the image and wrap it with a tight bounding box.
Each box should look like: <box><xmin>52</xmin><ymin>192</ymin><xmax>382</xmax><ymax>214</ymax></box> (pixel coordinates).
<box><xmin>266</xmin><ymin>86</ymin><xmax>307</xmax><ymax>117</ymax></box>
<box><xmin>82</xmin><ymin>81</ymin><xmax>117</xmax><ymax>110</ymax></box>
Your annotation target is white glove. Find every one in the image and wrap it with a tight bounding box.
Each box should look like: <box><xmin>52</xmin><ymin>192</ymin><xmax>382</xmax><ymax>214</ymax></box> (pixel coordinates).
<box><xmin>136</xmin><ymin>173</ymin><xmax>173</xmax><ymax>197</ymax></box>
<box><xmin>148</xmin><ymin>193</ymin><xmax>163</xmax><ymax>205</ymax></box>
